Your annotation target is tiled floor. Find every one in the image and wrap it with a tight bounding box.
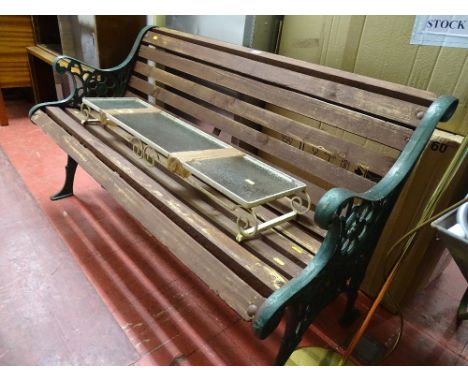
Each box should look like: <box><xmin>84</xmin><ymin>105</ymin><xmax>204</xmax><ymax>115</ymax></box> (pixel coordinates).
<box><xmin>0</xmin><ymin>99</ymin><xmax>467</xmax><ymax>365</ymax></box>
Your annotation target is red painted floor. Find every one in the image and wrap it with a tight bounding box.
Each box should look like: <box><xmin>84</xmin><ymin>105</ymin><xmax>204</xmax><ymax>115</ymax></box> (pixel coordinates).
<box><xmin>0</xmin><ymin>142</ymin><xmax>139</xmax><ymax>365</ymax></box>
<box><xmin>0</xmin><ymin>99</ymin><xmax>467</xmax><ymax>365</ymax></box>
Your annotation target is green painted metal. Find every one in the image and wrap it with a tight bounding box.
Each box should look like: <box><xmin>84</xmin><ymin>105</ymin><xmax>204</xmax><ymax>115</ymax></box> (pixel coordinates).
<box><xmin>28</xmin><ymin>25</ymin><xmax>156</xmax><ymax>119</ymax></box>
<box><xmin>252</xmin><ymin>95</ymin><xmax>458</xmax><ymax>365</ymax></box>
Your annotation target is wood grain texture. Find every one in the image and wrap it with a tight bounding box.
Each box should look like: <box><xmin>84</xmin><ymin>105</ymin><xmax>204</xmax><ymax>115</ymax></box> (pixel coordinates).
<box><xmin>128</xmin><ymin>76</ymin><xmax>375</xmax><ymax>192</ymax></box>
<box><xmin>32</xmin><ymin>109</ymin><xmax>266</xmax><ymax>320</ymax></box>
<box><xmin>0</xmin><ymin>16</ymin><xmax>34</xmax><ymax>88</ymax></box>
<box><xmin>0</xmin><ymin>89</ymin><xmax>8</xmax><ymax>125</ymax></box>
<box><xmin>92</xmin><ymin>119</ymin><xmax>314</xmax><ymax>275</ymax></box>
<box><xmin>145</xmin><ymin>30</ymin><xmax>427</xmax><ymax>127</ymax></box>
<box><xmin>279</xmin><ymin>16</ymin><xmax>467</xmax><ymax>135</ymax></box>
<box><xmin>134</xmin><ymin>60</ymin><xmax>396</xmax><ymax>176</ymax></box>
<box><xmin>45</xmin><ymin>108</ymin><xmax>299</xmax><ymax>294</ymax></box>
<box><xmin>136</xmin><ymin>46</ymin><xmax>412</xmax><ymax>151</ymax></box>
<box><xmin>26</xmin><ymin>45</ymin><xmax>58</xmax><ymax>65</ymax></box>
<box><xmin>67</xmin><ymin>106</ymin><xmax>319</xmax><ymax>270</ymax></box>
<box><xmin>156</xmin><ymin>26</ymin><xmax>436</xmax><ymax>105</ymax></box>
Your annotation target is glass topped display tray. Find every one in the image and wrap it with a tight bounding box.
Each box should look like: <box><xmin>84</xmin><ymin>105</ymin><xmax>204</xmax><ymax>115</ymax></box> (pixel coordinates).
<box><xmin>80</xmin><ymin>97</ymin><xmax>310</xmax><ymax>241</ymax></box>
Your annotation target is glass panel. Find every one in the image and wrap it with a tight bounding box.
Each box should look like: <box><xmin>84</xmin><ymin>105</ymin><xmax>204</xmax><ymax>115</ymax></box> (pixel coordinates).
<box><xmin>83</xmin><ymin>97</ymin><xmax>306</xmax><ymax>208</ymax></box>
<box><xmin>115</xmin><ymin>112</ymin><xmax>225</xmax><ymax>153</ymax></box>
<box><xmin>187</xmin><ymin>156</ymin><xmax>304</xmax><ymax>206</ymax></box>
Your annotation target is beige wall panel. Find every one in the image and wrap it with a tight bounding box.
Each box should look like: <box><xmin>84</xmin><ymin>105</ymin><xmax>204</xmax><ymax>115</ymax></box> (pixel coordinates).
<box><xmin>354</xmin><ymin>16</ymin><xmax>419</xmax><ymax>84</ymax></box>
<box><xmin>407</xmin><ymin>46</ymin><xmax>441</xmax><ymax>89</ymax></box>
<box><xmin>278</xmin><ymin>16</ymin><xmax>333</xmax><ymax>64</ymax></box>
<box><xmin>322</xmin><ymin>16</ymin><xmax>366</xmax><ymax>71</ymax></box>
<box><xmin>279</xmin><ymin>15</ymin><xmax>468</xmax><ymax>135</ymax></box>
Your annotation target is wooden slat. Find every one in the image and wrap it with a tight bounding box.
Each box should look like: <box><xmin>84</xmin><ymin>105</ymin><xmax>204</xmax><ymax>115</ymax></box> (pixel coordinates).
<box><xmin>66</xmin><ymin>107</ymin><xmax>318</xmax><ymax>270</ymax></box>
<box><xmin>92</xmin><ymin>126</ymin><xmax>315</xmax><ymax>271</ymax></box>
<box><xmin>155</xmin><ymin>26</ymin><xmax>437</xmax><ymax>106</ymax></box>
<box><xmin>31</xmin><ymin>109</ymin><xmax>265</xmax><ymax>320</ymax></box>
<box><xmin>26</xmin><ymin>45</ymin><xmax>57</xmax><ymax>65</ymax></box>
<box><xmin>0</xmin><ymin>16</ymin><xmax>34</xmax><ymax>88</ymax></box>
<box><xmin>128</xmin><ymin>75</ymin><xmax>376</xmax><ymax>193</ymax></box>
<box><xmin>134</xmin><ymin>61</ymin><xmax>396</xmax><ymax>176</ymax></box>
<box><xmin>56</xmin><ymin>113</ymin><xmax>310</xmax><ymax>282</ymax></box>
<box><xmin>137</xmin><ymin>46</ymin><xmax>411</xmax><ymax>150</ymax></box>
<box><xmin>59</xmin><ymin>107</ymin><xmax>317</xmax><ymax>280</ymax></box>
<box><xmin>144</xmin><ymin>31</ymin><xmax>426</xmax><ymax>127</ymax></box>
<box><xmin>46</xmin><ymin>106</ymin><xmax>295</xmax><ymax>294</ymax></box>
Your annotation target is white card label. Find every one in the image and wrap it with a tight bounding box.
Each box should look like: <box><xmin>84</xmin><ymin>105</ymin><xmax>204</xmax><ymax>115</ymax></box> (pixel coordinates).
<box><xmin>410</xmin><ymin>15</ymin><xmax>468</xmax><ymax>48</ymax></box>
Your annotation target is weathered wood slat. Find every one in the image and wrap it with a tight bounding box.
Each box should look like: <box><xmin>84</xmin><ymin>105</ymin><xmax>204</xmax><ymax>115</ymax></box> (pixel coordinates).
<box><xmin>66</xmin><ymin>107</ymin><xmax>317</xmax><ymax>270</ymax></box>
<box><xmin>31</xmin><ymin>109</ymin><xmax>265</xmax><ymax>320</ymax></box>
<box><xmin>46</xmin><ymin>106</ymin><xmax>295</xmax><ymax>293</ymax></box>
<box><xmin>61</xmin><ymin>107</ymin><xmax>317</xmax><ymax>280</ymax></box>
<box><xmin>144</xmin><ymin>31</ymin><xmax>426</xmax><ymax>127</ymax></box>
<box><xmin>125</xmin><ymin>89</ymin><xmax>330</xmax><ymax>208</ymax></box>
<box><xmin>134</xmin><ymin>61</ymin><xmax>396</xmax><ymax>176</ymax></box>
<box><xmin>154</xmin><ymin>27</ymin><xmax>437</xmax><ymax>106</ymax></box>
<box><xmin>128</xmin><ymin>75</ymin><xmax>376</xmax><ymax>193</ymax></box>
<box><xmin>137</xmin><ymin>45</ymin><xmax>411</xmax><ymax>150</ymax></box>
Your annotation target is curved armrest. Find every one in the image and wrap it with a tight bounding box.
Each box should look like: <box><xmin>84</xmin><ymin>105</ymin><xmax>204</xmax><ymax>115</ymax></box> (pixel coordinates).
<box><xmin>315</xmin><ymin>95</ymin><xmax>458</xmax><ymax>230</ymax></box>
<box><xmin>253</xmin><ymin>95</ymin><xmax>458</xmax><ymax>343</ymax></box>
<box><xmin>29</xmin><ymin>25</ymin><xmax>156</xmax><ymax>119</ymax></box>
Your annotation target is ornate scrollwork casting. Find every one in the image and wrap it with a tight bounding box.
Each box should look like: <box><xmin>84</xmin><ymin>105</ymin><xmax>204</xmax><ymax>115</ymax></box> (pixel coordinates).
<box><xmin>340</xmin><ymin>200</ymin><xmax>378</xmax><ymax>256</ymax></box>
<box><xmin>129</xmin><ymin>137</ymin><xmax>159</xmax><ymax>166</ymax></box>
<box><xmin>236</xmin><ymin>208</ymin><xmax>259</xmax><ymax>239</ymax></box>
<box><xmin>131</xmin><ymin>137</ymin><xmax>145</xmax><ymax>159</ymax></box>
<box><xmin>273</xmin><ymin>271</ymin><xmax>346</xmax><ymax>365</ymax></box>
<box><xmin>290</xmin><ymin>190</ymin><xmax>311</xmax><ymax>215</ymax></box>
<box><xmin>257</xmin><ymin>194</ymin><xmax>394</xmax><ymax>365</ymax></box>
<box><xmin>54</xmin><ymin>57</ymin><xmax>133</xmax><ymax>108</ymax></box>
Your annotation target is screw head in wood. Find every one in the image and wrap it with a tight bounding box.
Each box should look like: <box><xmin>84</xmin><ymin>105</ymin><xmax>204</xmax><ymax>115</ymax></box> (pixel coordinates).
<box><xmin>247</xmin><ymin>304</ymin><xmax>258</xmax><ymax>317</ymax></box>
<box><xmin>416</xmin><ymin>111</ymin><xmax>425</xmax><ymax>119</ymax></box>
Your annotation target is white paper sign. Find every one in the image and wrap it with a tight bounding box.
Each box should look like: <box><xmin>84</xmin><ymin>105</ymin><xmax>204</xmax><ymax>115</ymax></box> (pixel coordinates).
<box><xmin>410</xmin><ymin>15</ymin><xmax>468</xmax><ymax>48</ymax></box>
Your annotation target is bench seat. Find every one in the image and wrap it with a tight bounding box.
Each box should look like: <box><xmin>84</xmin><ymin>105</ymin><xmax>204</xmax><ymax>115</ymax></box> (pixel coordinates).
<box><xmin>33</xmin><ymin>106</ymin><xmax>325</xmax><ymax>319</ymax></box>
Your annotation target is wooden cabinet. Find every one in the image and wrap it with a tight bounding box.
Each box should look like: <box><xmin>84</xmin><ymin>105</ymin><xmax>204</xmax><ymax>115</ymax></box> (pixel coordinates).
<box><xmin>0</xmin><ymin>16</ymin><xmax>147</xmax><ymax>125</ymax></box>
<box><xmin>0</xmin><ymin>16</ymin><xmax>35</xmax><ymax>125</ymax></box>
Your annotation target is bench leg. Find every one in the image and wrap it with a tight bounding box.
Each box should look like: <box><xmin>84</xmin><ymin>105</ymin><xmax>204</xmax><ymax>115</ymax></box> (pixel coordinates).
<box><xmin>339</xmin><ymin>289</ymin><xmax>360</xmax><ymax>326</ymax></box>
<box><xmin>50</xmin><ymin>155</ymin><xmax>78</xmax><ymax>201</ymax></box>
<box><xmin>457</xmin><ymin>286</ymin><xmax>468</xmax><ymax>323</ymax></box>
<box><xmin>339</xmin><ymin>270</ymin><xmax>366</xmax><ymax>326</ymax></box>
<box><xmin>0</xmin><ymin>88</ymin><xmax>9</xmax><ymax>126</ymax></box>
<box><xmin>274</xmin><ymin>303</ymin><xmax>322</xmax><ymax>365</ymax></box>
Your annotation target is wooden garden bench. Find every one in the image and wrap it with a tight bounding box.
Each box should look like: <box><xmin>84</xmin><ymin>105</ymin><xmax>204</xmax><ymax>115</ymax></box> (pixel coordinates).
<box><xmin>29</xmin><ymin>25</ymin><xmax>458</xmax><ymax>365</ymax></box>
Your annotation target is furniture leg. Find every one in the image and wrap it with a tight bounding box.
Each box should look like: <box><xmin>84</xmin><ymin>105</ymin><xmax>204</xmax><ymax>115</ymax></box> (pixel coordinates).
<box><xmin>50</xmin><ymin>155</ymin><xmax>78</xmax><ymax>200</ymax></box>
<box><xmin>0</xmin><ymin>88</ymin><xmax>8</xmax><ymax>126</ymax></box>
<box><xmin>339</xmin><ymin>289</ymin><xmax>360</xmax><ymax>326</ymax></box>
<box><xmin>339</xmin><ymin>268</ymin><xmax>368</xmax><ymax>326</ymax></box>
<box><xmin>457</xmin><ymin>286</ymin><xmax>468</xmax><ymax>322</ymax></box>
<box><xmin>274</xmin><ymin>304</ymin><xmax>305</xmax><ymax>365</ymax></box>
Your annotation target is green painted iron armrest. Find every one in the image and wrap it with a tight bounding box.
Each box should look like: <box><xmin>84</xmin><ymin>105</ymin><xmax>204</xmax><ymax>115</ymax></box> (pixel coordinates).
<box><xmin>29</xmin><ymin>25</ymin><xmax>156</xmax><ymax>119</ymax></box>
<box><xmin>253</xmin><ymin>95</ymin><xmax>458</xmax><ymax>341</ymax></box>
<box><xmin>314</xmin><ymin>95</ymin><xmax>458</xmax><ymax>230</ymax></box>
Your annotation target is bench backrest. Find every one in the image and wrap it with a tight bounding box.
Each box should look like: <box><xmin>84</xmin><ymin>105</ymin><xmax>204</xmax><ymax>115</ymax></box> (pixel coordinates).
<box><xmin>125</xmin><ymin>26</ymin><xmax>437</xmax><ymax>207</ymax></box>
